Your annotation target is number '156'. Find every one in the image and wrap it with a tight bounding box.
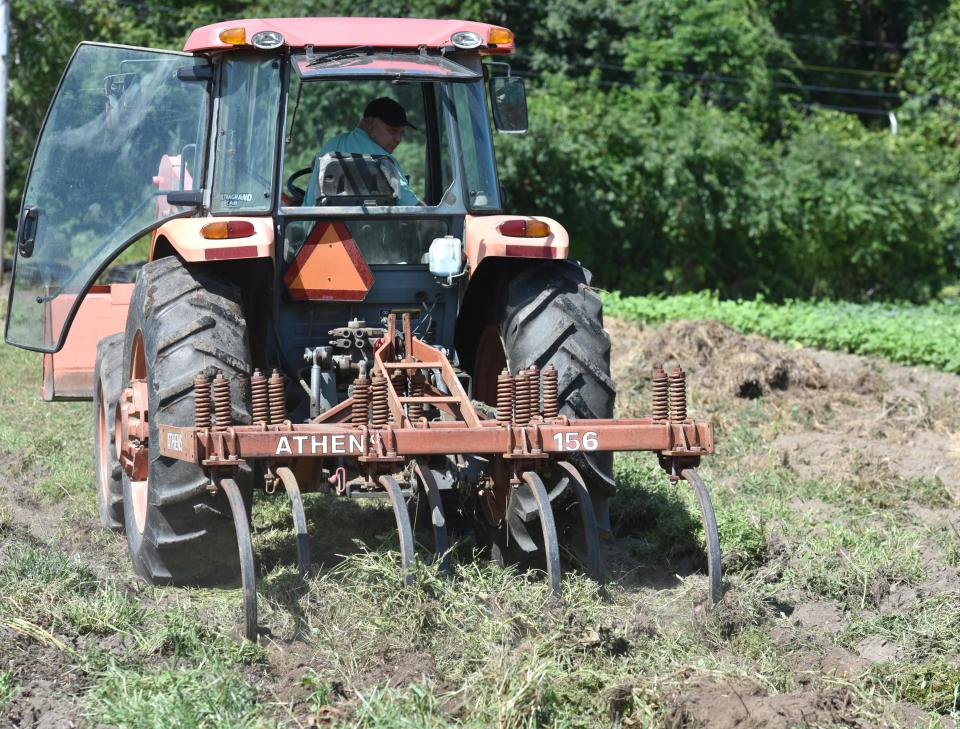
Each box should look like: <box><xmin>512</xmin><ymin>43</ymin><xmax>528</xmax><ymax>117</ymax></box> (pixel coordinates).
<box><xmin>552</xmin><ymin>432</ymin><xmax>599</xmax><ymax>451</ymax></box>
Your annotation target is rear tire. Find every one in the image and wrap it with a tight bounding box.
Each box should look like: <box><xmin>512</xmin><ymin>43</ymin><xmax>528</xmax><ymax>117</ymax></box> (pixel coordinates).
<box><xmin>472</xmin><ymin>261</ymin><xmax>617</xmax><ymax>531</ymax></box>
<box><xmin>120</xmin><ymin>257</ymin><xmax>252</xmax><ymax>586</ymax></box>
<box><xmin>93</xmin><ymin>333</ymin><xmax>125</xmax><ymax>532</ymax></box>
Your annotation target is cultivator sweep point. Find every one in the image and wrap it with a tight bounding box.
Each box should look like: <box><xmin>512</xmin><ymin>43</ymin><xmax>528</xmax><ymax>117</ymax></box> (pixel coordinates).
<box><xmin>148</xmin><ymin>314</ymin><xmax>720</xmax><ymax>640</ymax></box>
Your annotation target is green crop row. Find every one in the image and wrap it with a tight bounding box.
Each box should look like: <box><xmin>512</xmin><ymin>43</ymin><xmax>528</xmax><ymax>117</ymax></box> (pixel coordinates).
<box><xmin>601</xmin><ymin>291</ymin><xmax>960</xmax><ymax>374</ymax></box>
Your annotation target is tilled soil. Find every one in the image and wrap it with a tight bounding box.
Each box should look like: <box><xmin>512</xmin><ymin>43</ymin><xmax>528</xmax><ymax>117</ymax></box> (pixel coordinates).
<box><xmin>609</xmin><ymin>317</ymin><xmax>960</xmax><ymax>728</ymax></box>
<box><xmin>609</xmin><ymin>317</ymin><xmax>960</xmax><ymax>498</ymax></box>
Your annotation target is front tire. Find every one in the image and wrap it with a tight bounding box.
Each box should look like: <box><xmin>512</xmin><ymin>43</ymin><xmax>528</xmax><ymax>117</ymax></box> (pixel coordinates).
<box><xmin>120</xmin><ymin>257</ymin><xmax>252</xmax><ymax>586</ymax></box>
<box><xmin>93</xmin><ymin>333</ymin><xmax>125</xmax><ymax>532</ymax></box>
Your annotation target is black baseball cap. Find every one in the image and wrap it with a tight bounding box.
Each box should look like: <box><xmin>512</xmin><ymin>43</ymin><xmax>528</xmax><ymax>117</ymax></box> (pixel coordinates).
<box><xmin>363</xmin><ymin>97</ymin><xmax>418</xmax><ymax>130</ymax></box>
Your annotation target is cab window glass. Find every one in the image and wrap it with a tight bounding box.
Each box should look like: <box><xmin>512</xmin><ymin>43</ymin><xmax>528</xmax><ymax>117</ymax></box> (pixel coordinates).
<box><xmin>211</xmin><ymin>56</ymin><xmax>281</xmax><ymax>213</ymax></box>
<box><xmin>450</xmin><ymin>82</ymin><xmax>501</xmax><ymax>210</ymax></box>
<box><xmin>284</xmin><ymin>78</ymin><xmax>447</xmax><ymax>207</ymax></box>
<box><xmin>5</xmin><ymin>44</ymin><xmax>209</xmax><ymax>352</ymax></box>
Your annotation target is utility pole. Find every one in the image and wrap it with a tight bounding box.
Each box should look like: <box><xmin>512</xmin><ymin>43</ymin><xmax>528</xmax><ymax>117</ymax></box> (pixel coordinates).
<box><xmin>0</xmin><ymin>0</ymin><xmax>7</xmax><ymax>285</ymax></box>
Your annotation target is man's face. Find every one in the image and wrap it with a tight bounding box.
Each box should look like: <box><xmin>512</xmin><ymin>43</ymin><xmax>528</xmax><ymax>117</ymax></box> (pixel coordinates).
<box><xmin>366</xmin><ymin>117</ymin><xmax>405</xmax><ymax>153</ymax></box>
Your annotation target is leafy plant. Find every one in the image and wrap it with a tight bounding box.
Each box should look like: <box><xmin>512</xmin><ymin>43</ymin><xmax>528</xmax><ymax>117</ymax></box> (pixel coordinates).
<box><xmin>603</xmin><ymin>290</ymin><xmax>960</xmax><ymax>372</ymax></box>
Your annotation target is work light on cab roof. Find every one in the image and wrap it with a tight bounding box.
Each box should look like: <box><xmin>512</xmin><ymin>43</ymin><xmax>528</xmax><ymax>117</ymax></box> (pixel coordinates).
<box><xmin>5</xmin><ymin>14</ymin><xmax>723</xmax><ymax>644</ymax></box>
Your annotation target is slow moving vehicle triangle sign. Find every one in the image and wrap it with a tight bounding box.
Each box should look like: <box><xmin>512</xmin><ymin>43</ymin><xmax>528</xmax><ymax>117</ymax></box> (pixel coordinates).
<box><xmin>284</xmin><ymin>221</ymin><xmax>374</xmax><ymax>301</ymax></box>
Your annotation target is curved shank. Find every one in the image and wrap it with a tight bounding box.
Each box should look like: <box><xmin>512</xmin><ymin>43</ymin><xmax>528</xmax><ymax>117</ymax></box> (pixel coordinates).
<box><xmin>413</xmin><ymin>461</ymin><xmax>450</xmax><ymax>572</ymax></box>
<box><xmin>221</xmin><ymin>477</ymin><xmax>258</xmax><ymax>641</ymax></box>
<box><xmin>275</xmin><ymin>466</ymin><xmax>312</xmax><ymax>579</ymax></box>
<box><xmin>380</xmin><ymin>474</ymin><xmax>416</xmax><ymax>587</ymax></box>
<box><xmin>681</xmin><ymin>467</ymin><xmax>722</xmax><ymax>606</ymax></box>
<box><xmin>555</xmin><ymin>460</ymin><xmax>603</xmax><ymax>581</ymax></box>
<box><xmin>520</xmin><ymin>471</ymin><xmax>562</xmax><ymax>597</ymax></box>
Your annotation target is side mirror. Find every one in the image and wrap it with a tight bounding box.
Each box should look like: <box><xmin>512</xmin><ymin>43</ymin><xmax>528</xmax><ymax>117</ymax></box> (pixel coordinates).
<box><xmin>489</xmin><ymin>76</ymin><xmax>528</xmax><ymax>134</ymax></box>
<box><xmin>103</xmin><ymin>72</ymin><xmax>140</xmax><ymax>128</ymax></box>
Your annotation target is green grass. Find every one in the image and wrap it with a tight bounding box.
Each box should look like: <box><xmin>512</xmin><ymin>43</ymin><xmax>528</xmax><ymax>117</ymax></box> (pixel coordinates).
<box><xmin>86</xmin><ymin>664</ymin><xmax>262</xmax><ymax>729</ymax></box>
<box><xmin>0</xmin><ymin>341</ymin><xmax>93</xmax><ymax>503</ymax></box>
<box><xmin>867</xmin><ymin>660</ymin><xmax>960</xmax><ymax>714</ymax></box>
<box><xmin>0</xmin><ymin>670</ymin><xmax>17</xmax><ymax>712</ymax></box>
<box><xmin>602</xmin><ymin>290</ymin><xmax>960</xmax><ymax>372</ymax></box>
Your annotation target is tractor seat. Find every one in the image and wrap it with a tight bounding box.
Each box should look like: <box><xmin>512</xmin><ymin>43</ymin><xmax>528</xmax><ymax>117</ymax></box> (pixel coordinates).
<box><xmin>306</xmin><ymin>152</ymin><xmax>401</xmax><ymax>207</ymax></box>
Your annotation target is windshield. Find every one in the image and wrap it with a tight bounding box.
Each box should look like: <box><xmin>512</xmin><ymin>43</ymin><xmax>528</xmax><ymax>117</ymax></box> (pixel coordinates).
<box><xmin>295</xmin><ymin>51</ymin><xmax>479</xmax><ymax>80</ymax></box>
<box><xmin>282</xmin><ymin>75</ymin><xmax>500</xmax><ymax>214</ymax></box>
<box><xmin>283</xmin><ymin>75</ymin><xmax>451</xmax><ymax>209</ymax></box>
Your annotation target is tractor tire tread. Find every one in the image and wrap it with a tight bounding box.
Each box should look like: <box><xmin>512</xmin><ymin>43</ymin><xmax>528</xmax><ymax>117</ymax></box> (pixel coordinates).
<box><xmin>93</xmin><ymin>333</ymin><xmax>126</xmax><ymax>532</ymax></box>
<box><xmin>499</xmin><ymin>262</ymin><xmax>616</xmax><ymax>502</ymax></box>
<box><xmin>122</xmin><ymin>258</ymin><xmax>252</xmax><ymax>587</ymax></box>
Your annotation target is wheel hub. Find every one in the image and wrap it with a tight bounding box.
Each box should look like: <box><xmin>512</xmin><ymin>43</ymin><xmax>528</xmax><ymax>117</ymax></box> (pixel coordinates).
<box><xmin>117</xmin><ymin>379</ymin><xmax>149</xmax><ymax>481</ymax></box>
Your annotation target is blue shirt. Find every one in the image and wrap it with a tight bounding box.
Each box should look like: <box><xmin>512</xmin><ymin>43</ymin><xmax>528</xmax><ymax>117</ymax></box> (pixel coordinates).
<box><xmin>304</xmin><ymin>128</ymin><xmax>419</xmax><ymax>206</ymax></box>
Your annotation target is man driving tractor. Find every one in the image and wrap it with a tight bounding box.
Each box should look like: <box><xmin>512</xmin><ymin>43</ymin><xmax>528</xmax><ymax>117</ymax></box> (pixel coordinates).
<box><xmin>303</xmin><ymin>96</ymin><xmax>420</xmax><ymax>206</ymax></box>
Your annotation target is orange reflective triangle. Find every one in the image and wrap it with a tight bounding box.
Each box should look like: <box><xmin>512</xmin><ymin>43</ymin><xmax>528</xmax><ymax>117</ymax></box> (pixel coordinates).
<box><xmin>283</xmin><ymin>221</ymin><xmax>374</xmax><ymax>301</ymax></box>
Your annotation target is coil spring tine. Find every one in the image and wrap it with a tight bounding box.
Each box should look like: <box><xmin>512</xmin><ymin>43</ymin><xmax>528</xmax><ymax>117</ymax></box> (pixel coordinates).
<box><xmin>213</xmin><ymin>370</ymin><xmax>232</xmax><ymax>427</ymax></box>
<box><xmin>408</xmin><ymin>371</ymin><xmax>426</xmax><ymax>420</ymax></box>
<box><xmin>268</xmin><ymin>369</ymin><xmax>286</xmax><ymax>425</ymax></box>
<box><xmin>352</xmin><ymin>374</ymin><xmax>371</xmax><ymax>424</ymax></box>
<box><xmin>496</xmin><ymin>369</ymin><xmax>514</xmax><ymax>423</ymax></box>
<box><xmin>515</xmin><ymin>371</ymin><xmax>531</xmax><ymax>425</ymax></box>
<box><xmin>669</xmin><ymin>366</ymin><xmax>687</xmax><ymax>424</ymax></box>
<box><xmin>391</xmin><ymin>370</ymin><xmax>407</xmax><ymax>397</ymax></box>
<box><xmin>194</xmin><ymin>372</ymin><xmax>211</xmax><ymax>429</ymax></box>
<box><xmin>527</xmin><ymin>365</ymin><xmax>540</xmax><ymax>417</ymax></box>
<box><xmin>371</xmin><ymin>373</ymin><xmax>389</xmax><ymax>426</ymax></box>
<box><xmin>542</xmin><ymin>364</ymin><xmax>558</xmax><ymax>419</ymax></box>
<box><xmin>251</xmin><ymin>369</ymin><xmax>269</xmax><ymax>425</ymax></box>
<box><xmin>652</xmin><ymin>366</ymin><xmax>669</xmax><ymax>421</ymax></box>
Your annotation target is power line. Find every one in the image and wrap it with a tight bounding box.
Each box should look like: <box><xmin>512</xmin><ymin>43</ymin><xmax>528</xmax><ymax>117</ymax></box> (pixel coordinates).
<box><xmin>515</xmin><ymin>54</ymin><xmax>905</xmax><ymax>103</ymax></box>
<box><xmin>786</xmin><ymin>63</ymin><xmax>901</xmax><ymax>80</ymax></box>
<box><xmin>584</xmin><ymin>61</ymin><xmax>903</xmax><ymax>101</ymax></box>
<box><xmin>780</xmin><ymin>31</ymin><xmax>905</xmax><ymax>51</ymax></box>
<box><xmin>703</xmin><ymin>90</ymin><xmax>893</xmax><ymax>117</ymax></box>
<box><xmin>512</xmin><ymin>64</ymin><xmax>898</xmax><ymax>118</ymax></box>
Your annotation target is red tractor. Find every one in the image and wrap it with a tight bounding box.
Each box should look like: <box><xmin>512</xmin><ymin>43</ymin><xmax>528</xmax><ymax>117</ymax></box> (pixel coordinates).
<box><xmin>5</xmin><ymin>18</ymin><xmax>718</xmax><ymax>638</ymax></box>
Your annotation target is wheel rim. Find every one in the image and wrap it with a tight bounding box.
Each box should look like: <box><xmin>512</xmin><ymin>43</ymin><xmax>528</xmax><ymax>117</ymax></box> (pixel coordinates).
<box><xmin>123</xmin><ymin>332</ymin><xmax>149</xmax><ymax>535</ymax></box>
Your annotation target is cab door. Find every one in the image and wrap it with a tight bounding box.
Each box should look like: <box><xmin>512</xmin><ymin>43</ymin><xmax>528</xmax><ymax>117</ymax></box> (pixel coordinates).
<box><xmin>4</xmin><ymin>42</ymin><xmax>211</xmax><ymax>353</ymax></box>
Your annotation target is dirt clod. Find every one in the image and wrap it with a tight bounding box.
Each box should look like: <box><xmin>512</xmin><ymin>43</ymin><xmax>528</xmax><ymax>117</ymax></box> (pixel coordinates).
<box><xmin>667</xmin><ymin>678</ymin><xmax>857</xmax><ymax>729</ymax></box>
<box><xmin>791</xmin><ymin>601</ymin><xmax>847</xmax><ymax>635</ymax></box>
<box><xmin>611</xmin><ymin>319</ymin><xmax>828</xmax><ymax>403</ymax></box>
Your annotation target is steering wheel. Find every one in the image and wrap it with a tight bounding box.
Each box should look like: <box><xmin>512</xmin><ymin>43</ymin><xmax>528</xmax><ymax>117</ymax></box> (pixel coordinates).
<box><xmin>286</xmin><ymin>167</ymin><xmax>313</xmax><ymax>205</ymax></box>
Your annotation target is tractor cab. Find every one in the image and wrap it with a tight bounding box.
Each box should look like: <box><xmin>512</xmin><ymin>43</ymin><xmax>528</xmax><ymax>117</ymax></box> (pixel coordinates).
<box><xmin>4</xmin><ymin>19</ymin><xmax>529</xmax><ymax>382</ymax></box>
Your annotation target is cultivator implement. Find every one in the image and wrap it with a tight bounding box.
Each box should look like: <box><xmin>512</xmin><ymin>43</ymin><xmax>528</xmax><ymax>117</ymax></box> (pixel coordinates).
<box><xmin>144</xmin><ymin>315</ymin><xmax>719</xmax><ymax>640</ymax></box>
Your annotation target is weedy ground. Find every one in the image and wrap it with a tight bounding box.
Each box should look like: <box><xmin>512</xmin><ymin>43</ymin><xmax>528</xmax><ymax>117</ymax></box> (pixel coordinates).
<box><xmin>1</xmin><ymin>295</ymin><xmax>959</xmax><ymax>728</ymax></box>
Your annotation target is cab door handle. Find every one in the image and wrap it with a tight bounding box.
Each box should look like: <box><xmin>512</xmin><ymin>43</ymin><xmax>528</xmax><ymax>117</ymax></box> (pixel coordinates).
<box><xmin>17</xmin><ymin>205</ymin><xmax>39</xmax><ymax>258</ymax></box>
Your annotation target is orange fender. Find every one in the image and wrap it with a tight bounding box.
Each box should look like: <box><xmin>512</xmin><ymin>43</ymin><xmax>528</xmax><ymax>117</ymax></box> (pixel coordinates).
<box><xmin>464</xmin><ymin>214</ymin><xmax>569</xmax><ymax>276</ymax></box>
<box><xmin>150</xmin><ymin>217</ymin><xmax>274</xmax><ymax>263</ymax></box>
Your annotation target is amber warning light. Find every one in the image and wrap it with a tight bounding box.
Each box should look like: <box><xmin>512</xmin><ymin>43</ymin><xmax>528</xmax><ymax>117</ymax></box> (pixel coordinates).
<box><xmin>218</xmin><ymin>27</ymin><xmax>247</xmax><ymax>45</ymax></box>
<box><xmin>498</xmin><ymin>219</ymin><xmax>551</xmax><ymax>238</ymax></box>
<box><xmin>201</xmin><ymin>221</ymin><xmax>256</xmax><ymax>240</ymax></box>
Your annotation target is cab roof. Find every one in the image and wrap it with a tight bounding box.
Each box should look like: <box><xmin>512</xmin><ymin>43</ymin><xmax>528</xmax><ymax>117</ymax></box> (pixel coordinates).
<box><xmin>183</xmin><ymin>17</ymin><xmax>515</xmax><ymax>54</ymax></box>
